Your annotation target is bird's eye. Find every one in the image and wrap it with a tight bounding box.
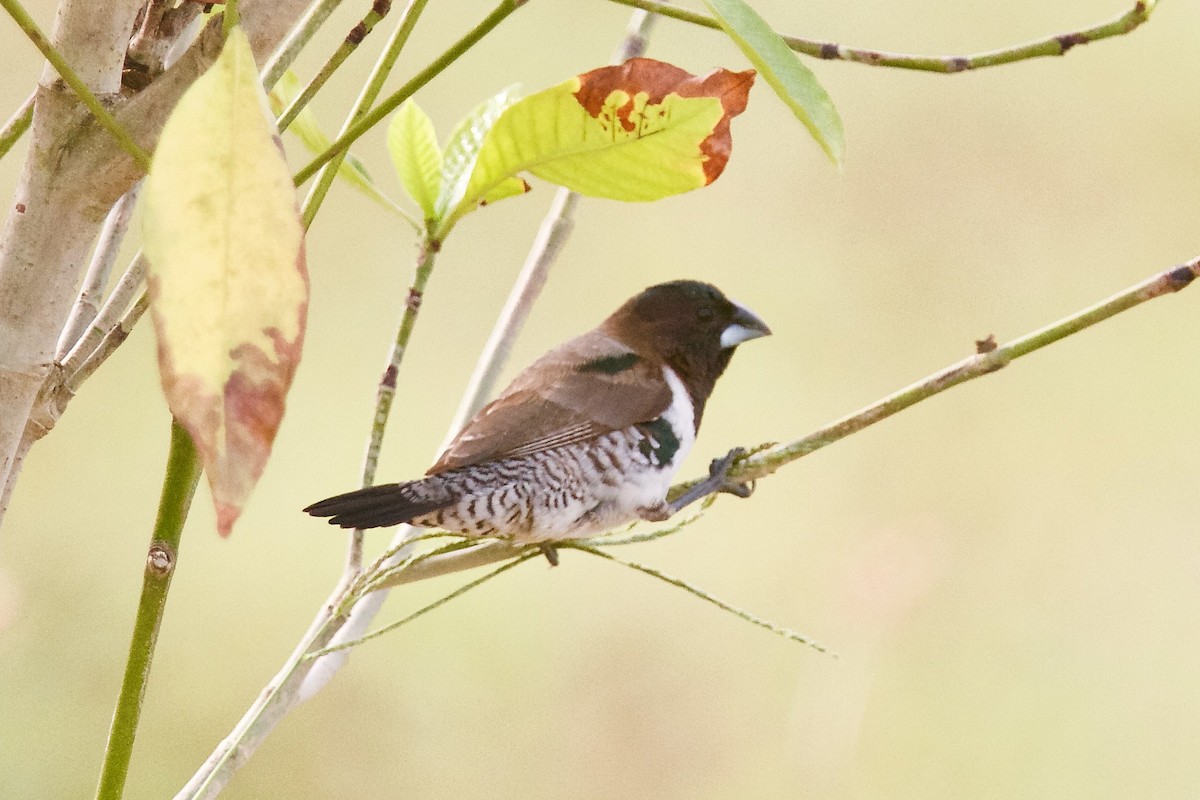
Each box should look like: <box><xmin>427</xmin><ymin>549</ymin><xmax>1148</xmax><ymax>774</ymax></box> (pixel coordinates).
<box><xmin>697</xmin><ymin>307</ymin><xmax>715</xmax><ymax>322</ymax></box>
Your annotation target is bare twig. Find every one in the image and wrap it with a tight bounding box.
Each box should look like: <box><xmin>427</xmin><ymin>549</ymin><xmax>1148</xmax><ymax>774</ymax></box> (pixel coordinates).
<box><xmin>608</xmin><ymin>0</ymin><xmax>1156</xmax><ymax>73</ymax></box>
<box><xmin>446</xmin><ymin>188</ymin><xmax>580</xmax><ymax>442</ymax></box>
<box><xmin>57</xmin><ymin>186</ymin><xmax>140</xmax><ymax>359</ymax></box>
<box><xmin>262</xmin><ymin>0</ymin><xmax>346</xmax><ymax>89</ymax></box>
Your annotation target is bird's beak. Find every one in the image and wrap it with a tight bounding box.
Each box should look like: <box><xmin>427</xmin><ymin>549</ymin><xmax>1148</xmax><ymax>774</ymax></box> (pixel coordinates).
<box><xmin>720</xmin><ymin>301</ymin><xmax>772</xmax><ymax>349</ymax></box>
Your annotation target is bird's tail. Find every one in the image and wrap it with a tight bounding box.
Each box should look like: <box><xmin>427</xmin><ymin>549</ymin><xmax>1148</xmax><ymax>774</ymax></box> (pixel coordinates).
<box><xmin>303</xmin><ymin>480</ymin><xmax>451</xmax><ymax>530</ymax></box>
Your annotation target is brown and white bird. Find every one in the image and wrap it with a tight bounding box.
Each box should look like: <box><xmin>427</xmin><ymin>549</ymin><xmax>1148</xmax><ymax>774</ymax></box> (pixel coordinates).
<box><xmin>304</xmin><ymin>280</ymin><xmax>770</xmax><ymax>556</ymax></box>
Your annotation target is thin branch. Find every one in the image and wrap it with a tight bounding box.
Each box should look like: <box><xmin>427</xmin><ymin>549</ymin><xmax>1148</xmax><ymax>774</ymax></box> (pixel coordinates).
<box><xmin>61</xmin><ymin>254</ymin><xmax>147</xmax><ymax>377</ymax></box>
<box><xmin>696</xmin><ymin>255</ymin><xmax>1200</xmax><ymax>492</ymax></box>
<box><xmin>95</xmin><ymin>419</ymin><xmax>203</xmax><ymax>800</ymax></box>
<box><xmin>57</xmin><ymin>186</ymin><xmax>141</xmax><ymax>360</ymax></box>
<box><xmin>569</xmin><ymin>543</ymin><xmax>829</xmax><ymax>652</ymax></box>
<box><xmin>346</xmin><ymin>236</ymin><xmax>439</xmax><ymax>571</ymax></box>
<box><xmin>173</xmin><ymin>578</ymin><xmax>357</xmax><ymax>800</ymax></box>
<box><xmin>608</xmin><ymin>0</ymin><xmax>1156</xmax><ymax>73</ymax></box>
<box><xmin>293</xmin><ymin>0</ymin><xmax>527</xmax><ymax>186</ymax></box>
<box><xmin>299</xmin><ymin>0</ymin><xmax>431</xmax><ymax>228</ymax></box>
<box><xmin>0</xmin><ymin>91</ymin><xmax>33</xmax><ymax>160</ymax></box>
<box><xmin>277</xmin><ymin>0</ymin><xmax>395</xmax><ymax>133</ymax></box>
<box><xmin>0</xmin><ymin>0</ymin><xmax>151</xmax><ymax>169</ymax></box>
<box><xmin>66</xmin><ymin>292</ymin><xmax>149</xmax><ymax>393</ymax></box>
<box><xmin>309</xmin><ymin>552</ymin><xmax>539</xmax><ymax>658</ymax></box>
<box><xmin>446</xmin><ymin>188</ymin><xmax>580</xmax><ymax>442</ymax></box>
<box><xmin>262</xmin><ymin>0</ymin><xmax>346</xmax><ymax>89</ymax></box>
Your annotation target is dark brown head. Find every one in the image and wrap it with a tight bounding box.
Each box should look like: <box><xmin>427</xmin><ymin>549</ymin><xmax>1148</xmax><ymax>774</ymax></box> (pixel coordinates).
<box><xmin>600</xmin><ymin>280</ymin><xmax>770</xmax><ymax>420</ymax></box>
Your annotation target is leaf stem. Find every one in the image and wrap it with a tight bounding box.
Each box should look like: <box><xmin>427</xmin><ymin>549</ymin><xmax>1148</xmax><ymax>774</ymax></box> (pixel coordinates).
<box><xmin>94</xmin><ymin>420</ymin><xmax>202</xmax><ymax>800</ymax></box>
<box><xmin>293</xmin><ymin>0</ymin><xmax>527</xmax><ymax>187</ymax></box>
<box><xmin>0</xmin><ymin>0</ymin><xmax>151</xmax><ymax>169</ymax></box>
<box><xmin>608</xmin><ymin>0</ymin><xmax>1155</xmax><ymax>73</ymax></box>
<box><xmin>299</xmin><ymin>0</ymin><xmax>430</xmax><ymax>229</ymax></box>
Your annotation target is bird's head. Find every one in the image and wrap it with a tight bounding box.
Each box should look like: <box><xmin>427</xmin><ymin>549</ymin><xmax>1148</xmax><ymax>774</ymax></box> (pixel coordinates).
<box><xmin>601</xmin><ymin>280</ymin><xmax>771</xmax><ymax>405</ymax></box>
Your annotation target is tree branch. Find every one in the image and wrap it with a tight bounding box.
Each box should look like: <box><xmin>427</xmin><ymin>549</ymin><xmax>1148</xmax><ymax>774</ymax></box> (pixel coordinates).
<box><xmin>608</xmin><ymin>0</ymin><xmax>1156</xmax><ymax>73</ymax></box>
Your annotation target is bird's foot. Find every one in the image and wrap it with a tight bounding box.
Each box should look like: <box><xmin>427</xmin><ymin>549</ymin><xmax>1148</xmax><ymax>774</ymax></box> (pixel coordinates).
<box><xmin>709</xmin><ymin>447</ymin><xmax>754</xmax><ymax>498</ymax></box>
<box><xmin>668</xmin><ymin>447</ymin><xmax>753</xmax><ymax>514</ymax></box>
<box><xmin>538</xmin><ymin>542</ymin><xmax>560</xmax><ymax>567</ymax></box>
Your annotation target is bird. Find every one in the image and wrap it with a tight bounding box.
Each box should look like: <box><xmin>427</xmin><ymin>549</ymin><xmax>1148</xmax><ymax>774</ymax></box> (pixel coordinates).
<box><xmin>304</xmin><ymin>280</ymin><xmax>771</xmax><ymax>563</ymax></box>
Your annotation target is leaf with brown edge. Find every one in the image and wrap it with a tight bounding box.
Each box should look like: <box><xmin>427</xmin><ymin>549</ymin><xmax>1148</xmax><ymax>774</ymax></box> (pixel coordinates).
<box><xmin>437</xmin><ymin>59</ymin><xmax>755</xmax><ymax>237</ymax></box>
<box><xmin>142</xmin><ymin>27</ymin><xmax>308</xmax><ymax>536</ymax></box>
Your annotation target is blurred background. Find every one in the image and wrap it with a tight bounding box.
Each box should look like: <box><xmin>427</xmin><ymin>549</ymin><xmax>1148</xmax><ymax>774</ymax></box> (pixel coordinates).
<box><xmin>3</xmin><ymin>1</ymin><xmax>1199</xmax><ymax>797</ymax></box>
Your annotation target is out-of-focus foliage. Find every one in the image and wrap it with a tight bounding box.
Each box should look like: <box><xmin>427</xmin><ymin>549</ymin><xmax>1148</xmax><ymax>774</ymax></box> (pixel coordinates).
<box><xmin>2</xmin><ymin>1</ymin><xmax>1199</xmax><ymax>798</ymax></box>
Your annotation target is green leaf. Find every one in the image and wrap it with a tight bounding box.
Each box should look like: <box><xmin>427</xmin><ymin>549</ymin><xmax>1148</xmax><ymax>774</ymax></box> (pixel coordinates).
<box><xmin>269</xmin><ymin>71</ymin><xmax>410</xmax><ymax>219</ymax></box>
<box><xmin>436</xmin><ymin>85</ymin><xmax>521</xmax><ymax>225</ymax></box>
<box><xmin>143</xmin><ymin>27</ymin><xmax>308</xmax><ymax>537</ymax></box>
<box><xmin>437</xmin><ymin>59</ymin><xmax>755</xmax><ymax>238</ymax></box>
<box><xmin>702</xmin><ymin>0</ymin><xmax>844</xmax><ymax>166</ymax></box>
<box><xmin>387</xmin><ymin>100</ymin><xmax>442</xmax><ymax>221</ymax></box>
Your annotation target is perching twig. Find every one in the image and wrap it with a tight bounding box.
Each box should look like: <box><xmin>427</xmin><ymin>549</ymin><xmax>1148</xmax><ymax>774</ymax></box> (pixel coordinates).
<box><xmin>608</xmin><ymin>0</ymin><xmax>1156</xmax><ymax>73</ymax></box>
<box><xmin>690</xmin><ymin>255</ymin><xmax>1200</xmax><ymax>493</ymax></box>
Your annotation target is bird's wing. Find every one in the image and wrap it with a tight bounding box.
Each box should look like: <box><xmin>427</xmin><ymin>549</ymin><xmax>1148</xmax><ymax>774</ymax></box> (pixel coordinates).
<box><xmin>428</xmin><ymin>330</ymin><xmax>673</xmax><ymax>474</ymax></box>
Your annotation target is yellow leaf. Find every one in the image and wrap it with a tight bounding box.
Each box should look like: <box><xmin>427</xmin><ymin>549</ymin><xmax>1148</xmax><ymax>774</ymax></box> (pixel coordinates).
<box><xmin>439</xmin><ymin>59</ymin><xmax>754</xmax><ymax>236</ymax></box>
<box><xmin>142</xmin><ymin>27</ymin><xmax>308</xmax><ymax>536</ymax></box>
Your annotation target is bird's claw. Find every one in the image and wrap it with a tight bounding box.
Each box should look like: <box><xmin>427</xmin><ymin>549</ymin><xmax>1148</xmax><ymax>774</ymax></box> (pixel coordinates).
<box><xmin>709</xmin><ymin>447</ymin><xmax>753</xmax><ymax>499</ymax></box>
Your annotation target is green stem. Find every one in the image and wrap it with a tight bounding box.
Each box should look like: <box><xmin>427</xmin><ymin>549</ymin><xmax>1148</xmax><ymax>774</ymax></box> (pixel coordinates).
<box><xmin>278</xmin><ymin>0</ymin><xmax>396</xmax><ymax>133</ymax></box>
<box><xmin>346</xmin><ymin>236</ymin><xmax>440</xmax><ymax>570</ymax></box>
<box><xmin>300</xmin><ymin>0</ymin><xmax>430</xmax><ymax>228</ymax></box>
<box><xmin>0</xmin><ymin>91</ymin><xmax>33</xmax><ymax>160</ymax></box>
<box><xmin>609</xmin><ymin>0</ymin><xmax>1155</xmax><ymax>73</ymax></box>
<box><xmin>94</xmin><ymin>420</ymin><xmax>202</xmax><ymax>800</ymax></box>
<box><xmin>690</xmin><ymin>255</ymin><xmax>1200</xmax><ymax>492</ymax></box>
<box><xmin>0</xmin><ymin>0</ymin><xmax>151</xmax><ymax>169</ymax></box>
<box><xmin>293</xmin><ymin>0</ymin><xmax>526</xmax><ymax>187</ymax></box>
<box><xmin>223</xmin><ymin>0</ymin><xmax>239</xmax><ymax>36</ymax></box>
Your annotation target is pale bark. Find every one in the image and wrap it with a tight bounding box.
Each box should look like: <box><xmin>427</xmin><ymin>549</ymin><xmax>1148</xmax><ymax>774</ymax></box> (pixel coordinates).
<box><xmin>0</xmin><ymin>0</ymin><xmax>315</xmax><ymax>526</ymax></box>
